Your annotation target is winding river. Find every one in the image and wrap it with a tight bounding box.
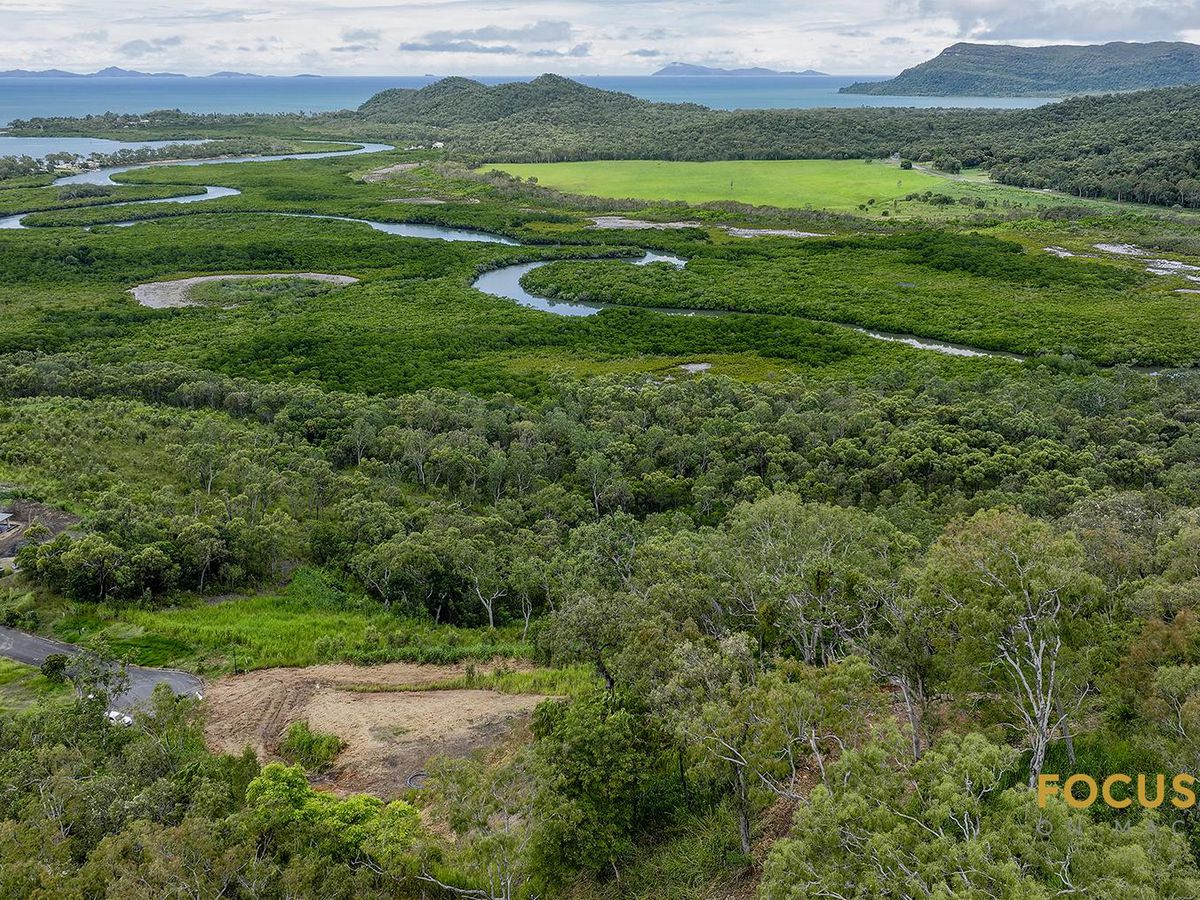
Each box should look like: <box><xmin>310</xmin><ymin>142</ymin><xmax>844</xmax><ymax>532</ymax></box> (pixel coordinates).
<box><xmin>0</xmin><ymin>142</ymin><xmax>1063</xmax><ymax>364</ymax></box>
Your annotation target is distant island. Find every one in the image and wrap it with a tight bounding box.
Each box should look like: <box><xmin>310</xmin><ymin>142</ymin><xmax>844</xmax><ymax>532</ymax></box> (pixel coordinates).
<box><xmin>0</xmin><ymin>67</ymin><xmax>293</xmax><ymax>79</ymax></box>
<box><xmin>840</xmin><ymin>41</ymin><xmax>1200</xmax><ymax>96</ymax></box>
<box><xmin>1</xmin><ymin>66</ymin><xmax>186</xmax><ymax>78</ymax></box>
<box><xmin>652</xmin><ymin>62</ymin><xmax>829</xmax><ymax>77</ymax></box>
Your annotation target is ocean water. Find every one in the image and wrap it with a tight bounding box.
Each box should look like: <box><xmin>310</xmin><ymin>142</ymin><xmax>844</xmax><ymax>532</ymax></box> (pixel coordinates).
<box><xmin>0</xmin><ymin>74</ymin><xmax>1053</xmax><ymax>126</ymax></box>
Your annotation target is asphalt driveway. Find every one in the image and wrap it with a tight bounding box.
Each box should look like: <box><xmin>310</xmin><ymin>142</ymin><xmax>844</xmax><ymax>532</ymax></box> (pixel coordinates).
<box><xmin>0</xmin><ymin>625</ymin><xmax>202</xmax><ymax>709</ymax></box>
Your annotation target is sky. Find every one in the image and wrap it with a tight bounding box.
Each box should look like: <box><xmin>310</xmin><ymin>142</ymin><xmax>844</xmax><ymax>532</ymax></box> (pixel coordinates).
<box><xmin>3</xmin><ymin>0</ymin><xmax>1200</xmax><ymax>76</ymax></box>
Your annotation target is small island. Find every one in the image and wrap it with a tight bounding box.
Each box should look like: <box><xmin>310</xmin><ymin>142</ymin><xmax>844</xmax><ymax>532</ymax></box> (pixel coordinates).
<box><xmin>652</xmin><ymin>62</ymin><xmax>829</xmax><ymax>77</ymax></box>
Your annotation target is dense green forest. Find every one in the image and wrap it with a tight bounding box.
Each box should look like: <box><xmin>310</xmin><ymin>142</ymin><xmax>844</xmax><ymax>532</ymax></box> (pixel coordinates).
<box><xmin>5</xmin><ymin>75</ymin><xmax>1200</xmax><ymax>897</ymax></box>
<box><xmin>841</xmin><ymin>41</ymin><xmax>1200</xmax><ymax>96</ymax></box>
<box><xmin>8</xmin><ymin>350</ymin><xmax>1200</xmax><ymax>897</ymax></box>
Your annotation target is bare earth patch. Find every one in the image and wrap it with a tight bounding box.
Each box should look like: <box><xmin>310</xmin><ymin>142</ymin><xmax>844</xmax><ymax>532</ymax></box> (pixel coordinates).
<box><xmin>204</xmin><ymin>662</ymin><xmax>545</xmax><ymax>797</ymax></box>
<box><xmin>129</xmin><ymin>273</ymin><xmax>359</xmax><ymax>309</ymax></box>
<box><xmin>587</xmin><ymin>217</ymin><xmax>829</xmax><ymax>238</ymax></box>
<box><xmin>362</xmin><ymin>161</ymin><xmax>422</xmax><ymax>182</ymax></box>
<box><xmin>724</xmin><ymin>227</ymin><xmax>830</xmax><ymax>238</ymax></box>
<box><xmin>589</xmin><ymin>215</ymin><xmax>702</xmax><ymax>230</ymax></box>
<box><xmin>384</xmin><ymin>196</ymin><xmax>480</xmax><ymax>205</ymax></box>
<box><xmin>1093</xmin><ymin>242</ymin><xmax>1200</xmax><ymax>280</ymax></box>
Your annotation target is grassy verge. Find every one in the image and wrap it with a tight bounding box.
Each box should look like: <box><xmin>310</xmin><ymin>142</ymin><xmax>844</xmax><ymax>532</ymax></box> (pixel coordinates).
<box><xmin>0</xmin><ymin>658</ymin><xmax>71</xmax><ymax>711</ymax></box>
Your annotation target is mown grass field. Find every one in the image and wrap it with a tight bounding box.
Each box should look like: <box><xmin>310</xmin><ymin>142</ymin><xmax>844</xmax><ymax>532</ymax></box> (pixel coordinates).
<box><xmin>491</xmin><ymin>158</ymin><xmax>1199</xmax><ymax>220</ymax></box>
<box><xmin>494</xmin><ymin>159</ymin><xmax>946</xmax><ymax>211</ymax></box>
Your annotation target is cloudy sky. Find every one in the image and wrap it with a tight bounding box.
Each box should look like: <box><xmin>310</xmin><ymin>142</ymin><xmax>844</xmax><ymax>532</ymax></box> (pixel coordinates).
<box><xmin>4</xmin><ymin>0</ymin><xmax>1200</xmax><ymax>76</ymax></box>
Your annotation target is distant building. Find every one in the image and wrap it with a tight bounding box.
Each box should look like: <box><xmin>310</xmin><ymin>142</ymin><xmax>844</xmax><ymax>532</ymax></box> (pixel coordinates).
<box><xmin>432</xmin><ymin>141</ymin><xmax>445</xmax><ymax>149</ymax></box>
<box><xmin>0</xmin><ymin>513</ymin><xmax>14</xmax><ymax>533</ymax></box>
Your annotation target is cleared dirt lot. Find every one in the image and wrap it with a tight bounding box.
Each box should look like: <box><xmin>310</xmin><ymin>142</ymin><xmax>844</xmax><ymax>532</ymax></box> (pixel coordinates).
<box><xmin>204</xmin><ymin>662</ymin><xmax>544</xmax><ymax>797</ymax></box>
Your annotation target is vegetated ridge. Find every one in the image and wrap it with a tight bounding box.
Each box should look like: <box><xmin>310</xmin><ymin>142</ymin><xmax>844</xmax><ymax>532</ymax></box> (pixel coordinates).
<box><xmin>840</xmin><ymin>40</ymin><xmax>1200</xmax><ymax>96</ymax></box>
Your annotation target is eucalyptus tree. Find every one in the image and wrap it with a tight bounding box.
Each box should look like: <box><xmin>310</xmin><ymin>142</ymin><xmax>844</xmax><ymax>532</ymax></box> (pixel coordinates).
<box><xmin>918</xmin><ymin>507</ymin><xmax>1101</xmax><ymax>786</ymax></box>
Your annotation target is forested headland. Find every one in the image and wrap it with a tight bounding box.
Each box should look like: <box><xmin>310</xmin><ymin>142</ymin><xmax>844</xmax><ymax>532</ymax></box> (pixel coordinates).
<box><xmin>840</xmin><ymin>40</ymin><xmax>1200</xmax><ymax>96</ymax></box>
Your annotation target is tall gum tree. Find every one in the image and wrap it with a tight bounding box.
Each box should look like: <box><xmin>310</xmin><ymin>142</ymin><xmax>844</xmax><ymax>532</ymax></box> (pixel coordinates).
<box><xmin>919</xmin><ymin>507</ymin><xmax>1100</xmax><ymax>787</ymax></box>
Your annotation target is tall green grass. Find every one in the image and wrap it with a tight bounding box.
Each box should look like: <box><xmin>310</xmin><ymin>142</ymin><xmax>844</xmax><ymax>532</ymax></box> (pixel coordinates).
<box><xmin>565</xmin><ymin>803</ymin><xmax>749</xmax><ymax>900</ymax></box>
<box><xmin>54</xmin><ymin>569</ymin><xmax>532</xmax><ymax>673</ymax></box>
<box><xmin>279</xmin><ymin>720</ymin><xmax>345</xmax><ymax>772</ymax></box>
<box><xmin>0</xmin><ymin>658</ymin><xmax>70</xmax><ymax>711</ymax></box>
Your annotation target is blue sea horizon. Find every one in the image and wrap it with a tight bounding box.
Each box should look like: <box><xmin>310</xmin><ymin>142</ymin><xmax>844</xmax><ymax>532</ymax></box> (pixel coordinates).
<box><xmin>0</xmin><ymin>74</ymin><xmax>1052</xmax><ymax>127</ymax></box>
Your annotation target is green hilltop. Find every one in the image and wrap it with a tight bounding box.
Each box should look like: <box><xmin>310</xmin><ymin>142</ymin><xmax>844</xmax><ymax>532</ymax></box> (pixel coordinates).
<box><xmin>842</xmin><ymin>40</ymin><xmax>1200</xmax><ymax>96</ymax></box>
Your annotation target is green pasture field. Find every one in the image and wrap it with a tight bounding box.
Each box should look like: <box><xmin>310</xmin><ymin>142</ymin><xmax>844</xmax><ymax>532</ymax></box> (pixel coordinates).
<box><xmin>491</xmin><ymin>158</ymin><xmax>1200</xmax><ymax>221</ymax></box>
<box><xmin>493</xmin><ymin>159</ymin><xmax>948</xmax><ymax>210</ymax></box>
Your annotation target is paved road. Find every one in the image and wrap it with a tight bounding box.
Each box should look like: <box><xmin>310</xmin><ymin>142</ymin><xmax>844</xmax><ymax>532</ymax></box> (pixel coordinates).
<box><xmin>0</xmin><ymin>625</ymin><xmax>203</xmax><ymax>710</ymax></box>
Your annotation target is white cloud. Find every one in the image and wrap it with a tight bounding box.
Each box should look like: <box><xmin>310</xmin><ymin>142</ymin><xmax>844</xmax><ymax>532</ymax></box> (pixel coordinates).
<box><xmin>424</xmin><ymin>20</ymin><xmax>573</xmax><ymax>42</ymax></box>
<box><xmin>399</xmin><ymin>39</ymin><xmax>521</xmax><ymax>54</ymax></box>
<box><xmin>913</xmin><ymin>0</ymin><xmax>1200</xmax><ymax>41</ymax></box>
<box><xmin>117</xmin><ymin>34</ymin><xmax>184</xmax><ymax>57</ymax></box>
<box><xmin>1</xmin><ymin>0</ymin><xmax>1196</xmax><ymax>75</ymax></box>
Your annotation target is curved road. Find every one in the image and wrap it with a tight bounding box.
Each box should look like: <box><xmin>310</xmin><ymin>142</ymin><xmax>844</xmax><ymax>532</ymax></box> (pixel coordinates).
<box><xmin>0</xmin><ymin>625</ymin><xmax>202</xmax><ymax>710</ymax></box>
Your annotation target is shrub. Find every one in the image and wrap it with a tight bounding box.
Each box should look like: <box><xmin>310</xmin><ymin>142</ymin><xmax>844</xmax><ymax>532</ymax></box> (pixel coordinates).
<box><xmin>279</xmin><ymin>720</ymin><xmax>344</xmax><ymax>773</ymax></box>
<box><xmin>933</xmin><ymin>154</ymin><xmax>962</xmax><ymax>174</ymax></box>
<box><xmin>57</xmin><ymin>184</ymin><xmax>115</xmax><ymax>200</ymax></box>
<box><xmin>40</xmin><ymin>653</ymin><xmax>70</xmax><ymax>683</ymax></box>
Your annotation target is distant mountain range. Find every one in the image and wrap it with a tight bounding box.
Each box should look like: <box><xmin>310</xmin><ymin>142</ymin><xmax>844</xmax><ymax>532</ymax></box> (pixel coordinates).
<box><xmin>3</xmin><ymin>63</ymin><xmax>843</xmax><ymax>81</ymax></box>
<box><xmin>0</xmin><ymin>67</ymin><xmax>276</xmax><ymax>78</ymax></box>
<box><xmin>652</xmin><ymin>63</ymin><xmax>829</xmax><ymax>77</ymax></box>
<box><xmin>840</xmin><ymin>41</ymin><xmax>1200</xmax><ymax>96</ymax></box>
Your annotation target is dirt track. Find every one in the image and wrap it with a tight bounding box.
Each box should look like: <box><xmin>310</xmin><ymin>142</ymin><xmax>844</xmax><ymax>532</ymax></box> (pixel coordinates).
<box><xmin>204</xmin><ymin>662</ymin><xmax>544</xmax><ymax>797</ymax></box>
